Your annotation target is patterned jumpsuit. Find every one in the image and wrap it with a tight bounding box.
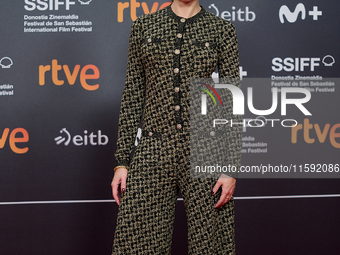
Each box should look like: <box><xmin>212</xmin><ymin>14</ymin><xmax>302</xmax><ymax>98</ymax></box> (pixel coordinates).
<box><xmin>112</xmin><ymin>5</ymin><xmax>242</xmax><ymax>255</ymax></box>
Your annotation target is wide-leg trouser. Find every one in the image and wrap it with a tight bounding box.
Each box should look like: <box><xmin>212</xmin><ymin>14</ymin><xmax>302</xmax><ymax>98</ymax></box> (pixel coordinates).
<box><xmin>112</xmin><ymin>131</ymin><xmax>236</xmax><ymax>255</ymax></box>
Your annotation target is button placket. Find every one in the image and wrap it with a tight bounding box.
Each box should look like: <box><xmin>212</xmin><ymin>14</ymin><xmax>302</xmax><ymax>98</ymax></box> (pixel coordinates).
<box><xmin>172</xmin><ymin>20</ymin><xmax>186</xmax><ymax>132</ymax></box>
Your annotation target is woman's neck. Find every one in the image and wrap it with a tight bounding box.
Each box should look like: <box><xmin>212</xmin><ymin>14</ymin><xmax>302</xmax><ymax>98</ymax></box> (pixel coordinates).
<box><xmin>171</xmin><ymin>0</ymin><xmax>201</xmax><ymax>19</ymax></box>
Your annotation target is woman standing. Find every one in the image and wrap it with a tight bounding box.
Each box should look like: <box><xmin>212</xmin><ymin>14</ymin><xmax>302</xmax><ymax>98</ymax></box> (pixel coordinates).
<box><xmin>111</xmin><ymin>0</ymin><xmax>242</xmax><ymax>254</ymax></box>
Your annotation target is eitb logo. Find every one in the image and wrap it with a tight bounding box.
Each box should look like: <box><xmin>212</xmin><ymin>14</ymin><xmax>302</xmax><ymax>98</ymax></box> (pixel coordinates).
<box><xmin>55</xmin><ymin>128</ymin><xmax>109</xmax><ymax>146</ymax></box>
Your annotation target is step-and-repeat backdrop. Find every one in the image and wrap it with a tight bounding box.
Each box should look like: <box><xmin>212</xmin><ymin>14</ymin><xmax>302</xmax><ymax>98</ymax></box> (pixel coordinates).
<box><xmin>0</xmin><ymin>0</ymin><xmax>339</xmax><ymax>254</ymax></box>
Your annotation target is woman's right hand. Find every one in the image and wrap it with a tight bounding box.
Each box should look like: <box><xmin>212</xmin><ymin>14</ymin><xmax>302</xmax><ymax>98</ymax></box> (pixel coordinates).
<box><xmin>111</xmin><ymin>167</ymin><xmax>128</xmax><ymax>206</ymax></box>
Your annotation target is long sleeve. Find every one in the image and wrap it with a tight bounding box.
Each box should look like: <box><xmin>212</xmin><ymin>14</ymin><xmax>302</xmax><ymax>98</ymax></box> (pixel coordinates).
<box><xmin>217</xmin><ymin>22</ymin><xmax>242</xmax><ymax>178</ymax></box>
<box><xmin>114</xmin><ymin>18</ymin><xmax>146</xmax><ymax>168</ymax></box>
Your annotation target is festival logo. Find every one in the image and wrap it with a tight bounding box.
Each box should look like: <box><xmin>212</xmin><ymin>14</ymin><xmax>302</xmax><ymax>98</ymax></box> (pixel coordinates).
<box><xmin>24</xmin><ymin>0</ymin><xmax>77</xmax><ymax>11</ymax></box>
<box><xmin>272</xmin><ymin>55</ymin><xmax>335</xmax><ymax>72</ymax></box>
<box><xmin>24</xmin><ymin>0</ymin><xmax>93</xmax><ymax>33</ymax></box>
<box><xmin>78</xmin><ymin>0</ymin><xmax>92</xmax><ymax>5</ymax></box>
<box><xmin>0</xmin><ymin>57</ymin><xmax>13</xmax><ymax>68</ymax></box>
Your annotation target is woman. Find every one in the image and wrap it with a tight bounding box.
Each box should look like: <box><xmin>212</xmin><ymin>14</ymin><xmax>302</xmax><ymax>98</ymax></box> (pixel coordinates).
<box><xmin>111</xmin><ymin>0</ymin><xmax>242</xmax><ymax>254</ymax></box>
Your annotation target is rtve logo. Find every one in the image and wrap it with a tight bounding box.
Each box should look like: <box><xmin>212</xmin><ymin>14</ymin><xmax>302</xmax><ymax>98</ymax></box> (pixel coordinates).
<box><xmin>24</xmin><ymin>0</ymin><xmax>78</xmax><ymax>11</ymax></box>
<box><xmin>117</xmin><ymin>0</ymin><xmax>171</xmax><ymax>22</ymax></box>
<box><xmin>272</xmin><ymin>55</ymin><xmax>335</xmax><ymax>72</ymax></box>
<box><xmin>0</xmin><ymin>128</ymin><xmax>29</xmax><ymax>154</ymax></box>
<box><xmin>55</xmin><ymin>128</ymin><xmax>109</xmax><ymax>146</ymax></box>
<box><xmin>279</xmin><ymin>3</ymin><xmax>322</xmax><ymax>24</ymax></box>
<box><xmin>39</xmin><ymin>59</ymin><xmax>100</xmax><ymax>91</ymax></box>
<box><xmin>291</xmin><ymin>119</ymin><xmax>340</xmax><ymax>149</ymax></box>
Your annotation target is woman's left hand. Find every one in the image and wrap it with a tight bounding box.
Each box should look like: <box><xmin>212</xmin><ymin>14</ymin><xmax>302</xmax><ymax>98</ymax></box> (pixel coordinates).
<box><xmin>212</xmin><ymin>173</ymin><xmax>236</xmax><ymax>208</ymax></box>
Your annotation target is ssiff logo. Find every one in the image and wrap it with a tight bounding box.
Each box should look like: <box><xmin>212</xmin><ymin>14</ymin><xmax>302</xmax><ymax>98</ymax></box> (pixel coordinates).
<box><xmin>24</xmin><ymin>0</ymin><xmax>78</xmax><ymax>11</ymax></box>
<box><xmin>55</xmin><ymin>128</ymin><xmax>109</xmax><ymax>146</ymax></box>
<box><xmin>78</xmin><ymin>0</ymin><xmax>92</xmax><ymax>4</ymax></box>
<box><xmin>0</xmin><ymin>57</ymin><xmax>13</xmax><ymax>68</ymax></box>
<box><xmin>272</xmin><ymin>55</ymin><xmax>335</xmax><ymax>72</ymax></box>
<box><xmin>279</xmin><ymin>3</ymin><xmax>322</xmax><ymax>24</ymax></box>
<box><xmin>117</xmin><ymin>0</ymin><xmax>171</xmax><ymax>22</ymax></box>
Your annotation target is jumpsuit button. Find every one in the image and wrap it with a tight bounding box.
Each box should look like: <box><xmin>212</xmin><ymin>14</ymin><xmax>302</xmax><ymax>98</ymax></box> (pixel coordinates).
<box><xmin>177</xmin><ymin>33</ymin><xmax>183</xmax><ymax>38</ymax></box>
<box><xmin>176</xmin><ymin>124</ymin><xmax>182</xmax><ymax>129</ymax></box>
<box><xmin>210</xmin><ymin>131</ymin><xmax>215</xmax><ymax>136</ymax></box>
<box><xmin>148</xmin><ymin>132</ymin><xmax>153</xmax><ymax>137</ymax></box>
<box><xmin>180</xmin><ymin>18</ymin><xmax>186</xmax><ymax>23</ymax></box>
<box><xmin>174</xmin><ymin>68</ymin><xmax>179</xmax><ymax>74</ymax></box>
<box><xmin>147</xmin><ymin>38</ymin><xmax>152</xmax><ymax>43</ymax></box>
<box><xmin>174</xmin><ymin>49</ymin><xmax>180</xmax><ymax>55</ymax></box>
<box><xmin>205</xmin><ymin>42</ymin><xmax>210</xmax><ymax>47</ymax></box>
<box><xmin>175</xmin><ymin>105</ymin><xmax>180</xmax><ymax>111</ymax></box>
<box><xmin>175</xmin><ymin>87</ymin><xmax>180</xmax><ymax>92</ymax></box>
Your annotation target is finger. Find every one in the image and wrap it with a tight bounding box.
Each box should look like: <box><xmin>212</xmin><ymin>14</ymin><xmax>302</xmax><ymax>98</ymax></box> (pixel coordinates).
<box><xmin>216</xmin><ymin>194</ymin><xmax>232</xmax><ymax>209</ymax></box>
<box><xmin>111</xmin><ymin>180</ymin><xmax>121</xmax><ymax>206</ymax></box>
<box><xmin>120</xmin><ymin>175</ymin><xmax>126</xmax><ymax>193</ymax></box>
<box><xmin>228</xmin><ymin>186</ymin><xmax>236</xmax><ymax>198</ymax></box>
<box><xmin>211</xmin><ymin>180</ymin><xmax>222</xmax><ymax>195</ymax></box>
<box><xmin>115</xmin><ymin>193</ymin><xmax>121</xmax><ymax>206</ymax></box>
<box><xmin>215</xmin><ymin>188</ymin><xmax>228</xmax><ymax>208</ymax></box>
